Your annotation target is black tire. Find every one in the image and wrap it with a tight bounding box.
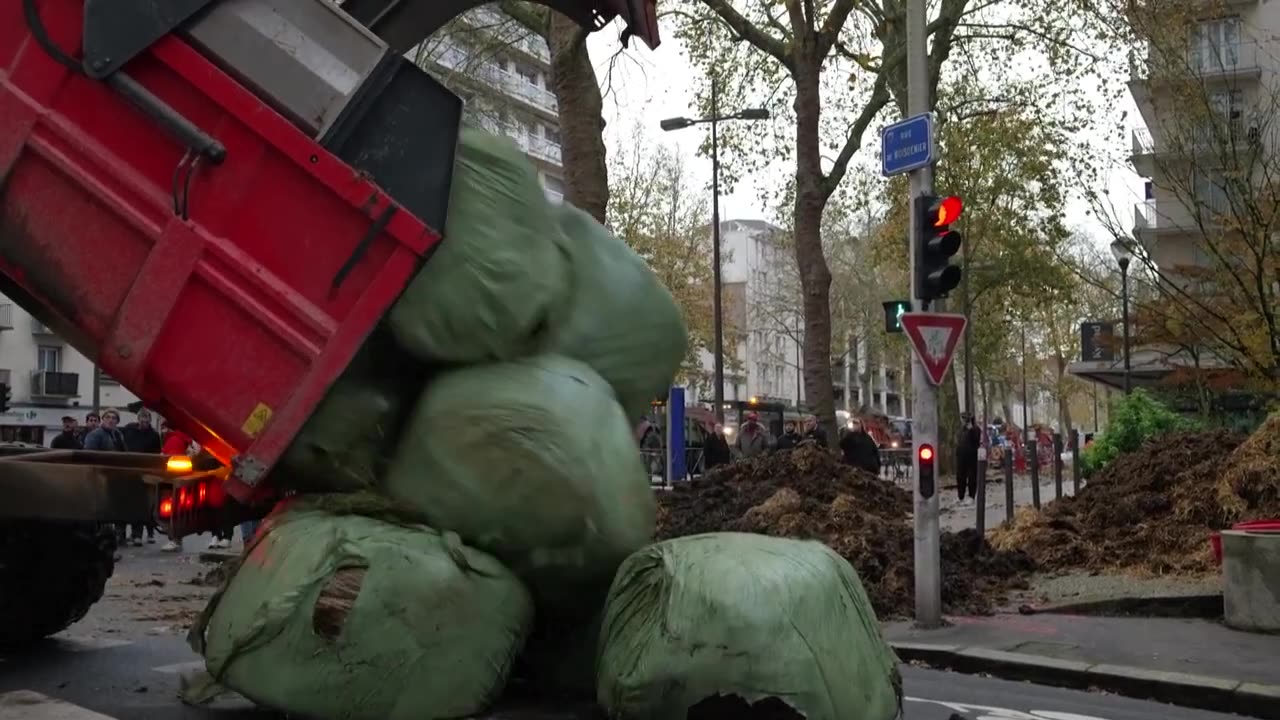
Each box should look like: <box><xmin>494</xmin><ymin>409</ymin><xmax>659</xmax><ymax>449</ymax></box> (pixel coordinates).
<box><xmin>0</xmin><ymin>520</ymin><xmax>117</xmax><ymax>647</ymax></box>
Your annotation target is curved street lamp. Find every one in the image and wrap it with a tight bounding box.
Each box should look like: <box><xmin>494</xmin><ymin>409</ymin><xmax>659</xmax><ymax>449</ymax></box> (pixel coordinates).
<box><xmin>660</xmin><ymin>79</ymin><xmax>770</xmax><ymax>424</ymax></box>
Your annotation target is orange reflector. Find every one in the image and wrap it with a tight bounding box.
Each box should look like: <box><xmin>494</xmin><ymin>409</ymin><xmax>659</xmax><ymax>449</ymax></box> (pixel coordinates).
<box><xmin>159</xmin><ymin>498</ymin><xmax>173</xmax><ymax>518</ymax></box>
<box><xmin>166</xmin><ymin>456</ymin><xmax>193</xmax><ymax>473</ymax></box>
<box><xmin>197</xmin><ymin>483</ymin><xmax>207</xmax><ymax>504</ymax></box>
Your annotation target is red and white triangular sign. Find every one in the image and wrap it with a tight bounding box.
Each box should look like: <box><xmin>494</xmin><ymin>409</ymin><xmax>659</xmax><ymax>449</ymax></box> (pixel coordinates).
<box><xmin>901</xmin><ymin>312</ymin><xmax>967</xmax><ymax>386</ymax></box>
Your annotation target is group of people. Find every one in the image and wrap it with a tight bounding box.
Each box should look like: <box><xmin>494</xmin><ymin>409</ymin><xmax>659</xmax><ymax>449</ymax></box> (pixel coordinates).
<box><xmin>699</xmin><ymin>412</ymin><xmax>883</xmax><ymax>476</ymax></box>
<box><xmin>47</xmin><ymin>407</ymin><xmax>256</xmax><ymax>552</ymax></box>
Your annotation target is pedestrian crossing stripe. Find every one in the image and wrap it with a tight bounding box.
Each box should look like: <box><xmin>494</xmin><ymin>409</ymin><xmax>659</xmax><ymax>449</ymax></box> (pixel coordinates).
<box><xmin>0</xmin><ymin>690</ymin><xmax>118</xmax><ymax>719</ymax></box>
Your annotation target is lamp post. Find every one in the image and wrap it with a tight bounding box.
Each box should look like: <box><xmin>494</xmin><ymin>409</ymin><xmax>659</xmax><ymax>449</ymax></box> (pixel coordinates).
<box><xmin>1110</xmin><ymin>238</ymin><xmax>1135</xmax><ymax>395</ymax></box>
<box><xmin>661</xmin><ymin>77</ymin><xmax>770</xmax><ymax>424</ymax></box>
<box><xmin>1021</xmin><ymin>320</ymin><xmax>1030</xmax><ymax>442</ymax></box>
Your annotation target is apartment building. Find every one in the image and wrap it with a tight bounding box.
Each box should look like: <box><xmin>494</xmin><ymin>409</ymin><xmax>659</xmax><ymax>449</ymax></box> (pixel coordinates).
<box><xmin>0</xmin><ymin>296</ymin><xmax>140</xmax><ymax>446</ymax></box>
<box><xmin>688</xmin><ymin>219</ymin><xmax>903</xmax><ymax>414</ymax></box>
<box><xmin>411</xmin><ymin>8</ymin><xmax>566</xmax><ymax>202</ymax></box>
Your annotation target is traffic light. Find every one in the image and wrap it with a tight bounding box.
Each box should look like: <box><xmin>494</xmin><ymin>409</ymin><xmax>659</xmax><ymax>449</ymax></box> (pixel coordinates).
<box><xmin>914</xmin><ymin>194</ymin><xmax>964</xmax><ymax>301</ymax></box>
<box><xmin>882</xmin><ymin>300</ymin><xmax>910</xmax><ymax>333</ymax></box>
<box><xmin>0</xmin><ymin>383</ymin><xmax>9</xmax><ymax>413</ymax></box>
<box><xmin>917</xmin><ymin>443</ymin><xmax>936</xmax><ymax>498</ymax></box>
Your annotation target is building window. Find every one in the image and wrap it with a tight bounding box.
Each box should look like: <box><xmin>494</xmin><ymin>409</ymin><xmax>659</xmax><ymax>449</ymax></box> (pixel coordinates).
<box><xmin>545</xmin><ymin>127</ymin><xmax>562</xmax><ymax>146</ymax></box>
<box><xmin>1192</xmin><ymin>17</ymin><xmax>1242</xmax><ymax>72</ymax></box>
<box><xmin>1192</xmin><ymin>169</ymin><xmax>1231</xmax><ymax>215</ymax></box>
<box><xmin>37</xmin><ymin>345</ymin><xmax>61</xmax><ymax>373</ymax></box>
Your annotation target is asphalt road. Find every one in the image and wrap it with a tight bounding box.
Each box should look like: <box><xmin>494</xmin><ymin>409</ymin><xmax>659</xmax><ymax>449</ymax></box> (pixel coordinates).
<box><xmin>0</xmin><ymin>633</ymin><xmax>1251</xmax><ymax>720</ymax></box>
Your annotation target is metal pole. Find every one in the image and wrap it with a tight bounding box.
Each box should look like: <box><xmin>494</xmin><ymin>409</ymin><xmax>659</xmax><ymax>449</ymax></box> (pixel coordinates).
<box><xmin>1121</xmin><ymin>262</ymin><xmax>1132</xmax><ymax>395</ymax></box>
<box><xmin>1070</xmin><ymin>428</ymin><xmax>1081</xmax><ymax>494</ymax></box>
<box><xmin>975</xmin><ymin>449</ymin><xmax>987</xmax><ymax>536</ymax></box>
<box><xmin>1003</xmin><ymin>448</ymin><xmax>1015</xmax><ymax>523</ymax></box>
<box><xmin>1020</xmin><ymin>324</ymin><xmax>1029</xmax><ymax>442</ymax></box>
<box><xmin>92</xmin><ymin>365</ymin><xmax>101</xmax><ymax>414</ymax></box>
<box><xmin>962</xmin><ymin>220</ymin><xmax>973</xmax><ymax>414</ymax></box>
<box><xmin>1092</xmin><ymin>384</ymin><xmax>1099</xmax><ymax>432</ymax></box>
<box><xmin>907</xmin><ymin>0</ymin><xmax>941</xmax><ymax>628</ymax></box>
<box><xmin>711</xmin><ymin>76</ymin><xmax>725</xmax><ymax>424</ymax></box>
<box><xmin>1053</xmin><ymin>432</ymin><xmax>1063</xmax><ymax>500</ymax></box>
<box><xmin>1029</xmin><ymin>438</ymin><xmax>1041</xmax><ymax>510</ymax></box>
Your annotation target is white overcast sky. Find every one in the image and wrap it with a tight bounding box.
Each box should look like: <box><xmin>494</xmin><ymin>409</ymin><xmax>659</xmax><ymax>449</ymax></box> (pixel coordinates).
<box><xmin>585</xmin><ymin>20</ymin><xmax>1144</xmax><ymax>247</ymax></box>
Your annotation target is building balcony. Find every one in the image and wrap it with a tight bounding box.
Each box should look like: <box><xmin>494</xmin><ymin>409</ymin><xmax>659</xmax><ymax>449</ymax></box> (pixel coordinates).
<box><xmin>30</xmin><ymin>318</ymin><xmax>55</xmax><ymax>335</ymax></box>
<box><xmin>1130</xmin><ymin>121</ymin><xmax>1264</xmax><ymax>176</ymax></box>
<box><xmin>0</xmin><ymin>304</ymin><xmax>12</xmax><ymax>330</ymax></box>
<box><xmin>527</xmin><ymin>136</ymin><xmax>562</xmax><ymax>165</ymax></box>
<box><xmin>460</xmin><ymin>7</ymin><xmax>551</xmax><ymax>64</ymax></box>
<box><xmin>1130</xmin><ymin>41</ymin><xmax>1262</xmax><ymax>88</ymax></box>
<box><xmin>1133</xmin><ymin>197</ymin><xmax>1230</xmax><ymax>239</ymax></box>
<box><xmin>30</xmin><ymin>370</ymin><xmax>79</xmax><ymax>398</ymax></box>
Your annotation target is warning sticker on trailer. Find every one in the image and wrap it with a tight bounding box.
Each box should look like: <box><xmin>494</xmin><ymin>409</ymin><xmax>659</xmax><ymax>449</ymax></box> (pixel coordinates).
<box><xmin>241</xmin><ymin>403</ymin><xmax>273</xmax><ymax>438</ymax></box>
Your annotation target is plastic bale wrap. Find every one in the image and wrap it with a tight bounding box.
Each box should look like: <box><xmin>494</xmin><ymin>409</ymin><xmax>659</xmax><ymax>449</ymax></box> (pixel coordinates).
<box><xmin>276</xmin><ymin>330</ymin><xmax>422</xmax><ymax>493</ymax></box>
<box><xmin>387</xmin><ymin>127</ymin><xmax>568</xmax><ymax>363</ymax></box>
<box><xmin>383</xmin><ymin>354</ymin><xmax>655</xmax><ymax>615</ymax></box>
<box><xmin>543</xmin><ymin>203</ymin><xmax>687</xmax><ymax>420</ymax></box>
<box><xmin>188</xmin><ymin>503</ymin><xmax>533</xmax><ymax>720</ymax></box>
<box><xmin>597</xmin><ymin>532</ymin><xmax>902</xmax><ymax>720</ymax></box>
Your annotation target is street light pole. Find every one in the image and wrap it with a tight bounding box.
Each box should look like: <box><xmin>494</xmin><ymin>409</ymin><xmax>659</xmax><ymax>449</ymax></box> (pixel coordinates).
<box><xmin>710</xmin><ymin>77</ymin><xmax>725</xmax><ymax>424</ymax></box>
<box><xmin>661</xmin><ymin>84</ymin><xmax>770</xmax><ymax>425</ymax></box>
<box><xmin>1110</xmin><ymin>239</ymin><xmax>1135</xmax><ymax>396</ymax></box>
<box><xmin>1021</xmin><ymin>322</ymin><xmax>1029</xmax><ymax>441</ymax></box>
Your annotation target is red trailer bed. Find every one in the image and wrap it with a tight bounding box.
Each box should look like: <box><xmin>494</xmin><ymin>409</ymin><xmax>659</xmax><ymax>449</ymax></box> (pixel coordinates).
<box><xmin>0</xmin><ymin>0</ymin><xmax>442</xmax><ymax>501</ymax></box>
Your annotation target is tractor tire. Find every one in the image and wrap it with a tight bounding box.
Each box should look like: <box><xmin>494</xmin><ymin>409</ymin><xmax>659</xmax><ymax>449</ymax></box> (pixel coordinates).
<box><xmin>0</xmin><ymin>520</ymin><xmax>117</xmax><ymax>648</ymax></box>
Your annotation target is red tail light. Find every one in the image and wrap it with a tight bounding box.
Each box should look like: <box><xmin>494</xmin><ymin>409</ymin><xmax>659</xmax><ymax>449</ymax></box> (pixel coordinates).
<box><xmin>159</xmin><ymin>497</ymin><xmax>173</xmax><ymax>518</ymax></box>
<box><xmin>198</xmin><ymin>483</ymin><xmax>208</xmax><ymax>505</ymax></box>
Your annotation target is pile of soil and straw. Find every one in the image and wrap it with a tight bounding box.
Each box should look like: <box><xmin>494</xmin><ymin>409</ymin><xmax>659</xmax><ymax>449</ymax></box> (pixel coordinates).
<box><xmin>655</xmin><ymin>446</ymin><xmax>1033</xmax><ymax>618</ymax></box>
<box><xmin>991</xmin><ymin>420</ymin><xmax>1280</xmax><ymax>576</ymax></box>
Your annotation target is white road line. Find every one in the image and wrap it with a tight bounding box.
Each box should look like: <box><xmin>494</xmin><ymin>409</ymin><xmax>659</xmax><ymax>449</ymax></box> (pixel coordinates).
<box><xmin>0</xmin><ymin>690</ymin><xmax>118</xmax><ymax>720</ymax></box>
<box><xmin>50</xmin><ymin>637</ymin><xmax>132</xmax><ymax>653</ymax></box>
<box><xmin>151</xmin><ymin>660</ymin><xmax>205</xmax><ymax>675</ymax></box>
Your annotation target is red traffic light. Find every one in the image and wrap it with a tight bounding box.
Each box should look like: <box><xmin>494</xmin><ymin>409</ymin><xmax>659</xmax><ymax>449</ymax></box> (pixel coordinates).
<box><xmin>931</xmin><ymin>196</ymin><xmax>963</xmax><ymax>227</ymax></box>
<box><xmin>918</xmin><ymin>444</ymin><xmax>935</xmax><ymax>462</ymax></box>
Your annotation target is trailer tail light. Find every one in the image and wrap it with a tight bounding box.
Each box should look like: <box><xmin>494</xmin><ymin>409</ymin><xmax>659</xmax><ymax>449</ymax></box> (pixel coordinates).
<box><xmin>159</xmin><ymin>497</ymin><xmax>174</xmax><ymax>518</ymax></box>
<box><xmin>167</xmin><ymin>456</ymin><xmax>194</xmax><ymax>473</ymax></box>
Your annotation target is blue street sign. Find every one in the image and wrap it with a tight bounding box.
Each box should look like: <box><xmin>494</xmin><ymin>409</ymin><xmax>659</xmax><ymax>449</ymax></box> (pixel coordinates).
<box><xmin>666</xmin><ymin>386</ymin><xmax>686</xmax><ymax>483</ymax></box>
<box><xmin>881</xmin><ymin>113</ymin><xmax>935</xmax><ymax>176</ymax></box>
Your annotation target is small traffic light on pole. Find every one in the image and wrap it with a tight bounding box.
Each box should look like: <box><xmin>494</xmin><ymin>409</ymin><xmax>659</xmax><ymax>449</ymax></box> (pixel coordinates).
<box><xmin>917</xmin><ymin>443</ymin><xmax>936</xmax><ymax>498</ymax></box>
<box><xmin>882</xmin><ymin>300</ymin><xmax>911</xmax><ymax>333</ymax></box>
<box><xmin>914</xmin><ymin>195</ymin><xmax>964</xmax><ymax>301</ymax></box>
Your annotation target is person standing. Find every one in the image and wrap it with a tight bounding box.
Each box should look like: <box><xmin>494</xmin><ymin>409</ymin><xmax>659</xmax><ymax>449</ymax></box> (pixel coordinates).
<box><xmin>702</xmin><ymin>424</ymin><xmax>732</xmax><ymax>471</ymax></box>
<box><xmin>79</xmin><ymin>411</ymin><xmax>100</xmax><ymax>446</ymax></box>
<box><xmin>83</xmin><ymin>410</ymin><xmax>132</xmax><ymax>545</ymax></box>
<box><xmin>123</xmin><ymin>408</ymin><xmax>162</xmax><ymax>454</ymax></box>
<box><xmin>735</xmin><ymin>412</ymin><xmax>772</xmax><ymax>460</ymax></box>
<box><xmin>50</xmin><ymin>416</ymin><xmax>82</xmax><ymax>449</ymax></box>
<box><xmin>775</xmin><ymin>421</ymin><xmax>801</xmax><ymax>451</ymax></box>
<box><xmin>801</xmin><ymin>416</ymin><xmax>829</xmax><ymax>448</ymax></box>
<box><xmin>956</xmin><ymin>413</ymin><xmax>982</xmax><ymax>504</ymax></box>
<box><xmin>840</xmin><ymin>418</ymin><xmax>881</xmax><ymax>475</ymax></box>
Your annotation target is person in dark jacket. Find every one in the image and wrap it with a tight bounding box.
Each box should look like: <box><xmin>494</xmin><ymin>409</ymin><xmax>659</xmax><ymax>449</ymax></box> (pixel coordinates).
<box><xmin>775</xmin><ymin>421</ymin><xmax>801</xmax><ymax>451</ymax></box>
<box><xmin>801</xmin><ymin>416</ymin><xmax>829</xmax><ymax>448</ymax></box>
<box><xmin>122</xmin><ymin>408</ymin><xmax>163</xmax><ymax>454</ymax></box>
<box><xmin>956</xmin><ymin>413</ymin><xmax>982</xmax><ymax>503</ymax></box>
<box><xmin>82</xmin><ymin>409</ymin><xmax>126</xmax><ymax>451</ymax></box>
<box><xmin>702</xmin><ymin>424</ymin><xmax>732</xmax><ymax>470</ymax></box>
<box><xmin>840</xmin><ymin>418</ymin><xmax>881</xmax><ymax>475</ymax></box>
<box><xmin>50</xmin><ymin>416</ymin><xmax>82</xmax><ymax>449</ymax></box>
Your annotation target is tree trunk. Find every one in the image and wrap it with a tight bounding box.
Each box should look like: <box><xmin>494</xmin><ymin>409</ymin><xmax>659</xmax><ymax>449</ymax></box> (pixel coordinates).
<box><xmin>547</xmin><ymin>14</ymin><xmax>608</xmax><ymax>222</ymax></box>
<box><xmin>792</xmin><ymin>63</ymin><xmax>837</xmax><ymax>441</ymax></box>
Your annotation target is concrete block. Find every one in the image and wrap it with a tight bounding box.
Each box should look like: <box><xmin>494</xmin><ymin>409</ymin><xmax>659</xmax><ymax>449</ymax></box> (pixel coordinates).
<box><xmin>1222</xmin><ymin>530</ymin><xmax>1280</xmax><ymax>632</ymax></box>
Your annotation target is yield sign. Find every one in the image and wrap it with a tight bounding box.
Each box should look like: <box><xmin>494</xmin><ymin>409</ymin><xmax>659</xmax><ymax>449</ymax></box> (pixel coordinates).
<box><xmin>901</xmin><ymin>312</ymin><xmax>967</xmax><ymax>386</ymax></box>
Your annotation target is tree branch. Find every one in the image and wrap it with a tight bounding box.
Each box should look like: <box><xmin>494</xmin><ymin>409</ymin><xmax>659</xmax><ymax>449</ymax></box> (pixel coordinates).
<box><xmin>700</xmin><ymin>0</ymin><xmax>794</xmax><ymax>68</ymax></box>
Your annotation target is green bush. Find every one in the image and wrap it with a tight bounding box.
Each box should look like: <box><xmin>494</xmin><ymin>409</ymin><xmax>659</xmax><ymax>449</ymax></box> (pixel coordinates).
<box><xmin>1081</xmin><ymin>389</ymin><xmax>1199</xmax><ymax>477</ymax></box>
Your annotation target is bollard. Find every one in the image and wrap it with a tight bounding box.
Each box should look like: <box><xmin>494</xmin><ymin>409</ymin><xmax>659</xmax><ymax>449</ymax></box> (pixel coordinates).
<box><xmin>1003</xmin><ymin>448</ymin><xmax>1015</xmax><ymax>523</ymax></box>
<box><xmin>976</xmin><ymin>451</ymin><xmax>988</xmax><ymax>538</ymax></box>
<box><xmin>1028</xmin><ymin>439</ymin><xmax>1041</xmax><ymax>510</ymax></box>
<box><xmin>1070</xmin><ymin>428</ymin><xmax>1081</xmax><ymax>494</ymax></box>
<box><xmin>1053</xmin><ymin>432</ymin><xmax>1064</xmax><ymax>500</ymax></box>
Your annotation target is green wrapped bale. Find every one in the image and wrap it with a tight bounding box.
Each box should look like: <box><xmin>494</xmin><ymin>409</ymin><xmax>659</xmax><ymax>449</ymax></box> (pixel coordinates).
<box><xmin>383</xmin><ymin>354</ymin><xmax>655</xmax><ymax>615</ymax></box>
<box><xmin>387</xmin><ymin>127</ymin><xmax>568</xmax><ymax>363</ymax></box>
<box><xmin>189</xmin><ymin>502</ymin><xmax>533</xmax><ymax>720</ymax></box>
<box><xmin>544</xmin><ymin>204</ymin><xmax>687</xmax><ymax>420</ymax></box>
<box><xmin>276</xmin><ymin>328</ymin><xmax>423</xmax><ymax>493</ymax></box>
<box><xmin>597</xmin><ymin>532</ymin><xmax>902</xmax><ymax>720</ymax></box>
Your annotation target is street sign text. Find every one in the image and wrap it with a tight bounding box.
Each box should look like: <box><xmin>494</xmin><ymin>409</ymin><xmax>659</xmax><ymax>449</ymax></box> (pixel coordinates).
<box><xmin>881</xmin><ymin>113</ymin><xmax>935</xmax><ymax>176</ymax></box>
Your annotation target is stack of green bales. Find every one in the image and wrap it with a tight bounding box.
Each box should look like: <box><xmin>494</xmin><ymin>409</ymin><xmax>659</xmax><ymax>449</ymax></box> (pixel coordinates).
<box><xmin>183</xmin><ymin>129</ymin><xmax>901</xmax><ymax>720</ymax></box>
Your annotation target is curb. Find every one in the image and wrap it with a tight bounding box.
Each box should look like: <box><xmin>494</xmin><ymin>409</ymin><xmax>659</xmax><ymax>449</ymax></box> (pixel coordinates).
<box><xmin>891</xmin><ymin>642</ymin><xmax>1280</xmax><ymax>720</ymax></box>
<box><xmin>197</xmin><ymin>550</ymin><xmax>238</xmax><ymax>563</ymax></box>
<box><xmin>1017</xmin><ymin>593</ymin><xmax>1223</xmax><ymax>619</ymax></box>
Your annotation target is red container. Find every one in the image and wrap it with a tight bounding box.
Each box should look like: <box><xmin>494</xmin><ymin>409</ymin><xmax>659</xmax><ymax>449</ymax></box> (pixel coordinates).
<box><xmin>1211</xmin><ymin>520</ymin><xmax>1280</xmax><ymax>565</ymax></box>
<box><xmin>0</xmin><ymin>0</ymin><xmax>440</xmax><ymax>500</ymax></box>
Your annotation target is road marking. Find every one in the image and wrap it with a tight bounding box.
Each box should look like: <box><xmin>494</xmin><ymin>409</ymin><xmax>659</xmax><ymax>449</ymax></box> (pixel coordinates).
<box><xmin>0</xmin><ymin>690</ymin><xmax>118</xmax><ymax>719</ymax></box>
<box><xmin>51</xmin><ymin>636</ymin><xmax>133</xmax><ymax>653</ymax></box>
<box><xmin>152</xmin><ymin>660</ymin><xmax>205</xmax><ymax>674</ymax></box>
<box><xmin>905</xmin><ymin>697</ymin><xmax>1114</xmax><ymax>720</ymax></box>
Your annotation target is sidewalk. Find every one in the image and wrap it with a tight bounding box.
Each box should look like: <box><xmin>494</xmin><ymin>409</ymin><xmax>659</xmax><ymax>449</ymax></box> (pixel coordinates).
<box><xmin>884</xmin><ymin>613</ymin><xmax>1280</xmax><ymax>718</ymax></box>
